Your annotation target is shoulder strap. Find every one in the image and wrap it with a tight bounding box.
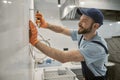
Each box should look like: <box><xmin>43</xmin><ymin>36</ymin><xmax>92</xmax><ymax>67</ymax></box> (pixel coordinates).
<box><xmin>91</xmin><ymin>41</ymin><xmax>108</xmax><ymax>54</ymax></box>
<box><xmin>78</xmin><ymin>35</ymin><xmax>108</xmax><ymax>54</ymax></box>
<box><xmin>78</xmin><ymin>35</ymin><xmax>83</xmax><ymax>46</ymax></box>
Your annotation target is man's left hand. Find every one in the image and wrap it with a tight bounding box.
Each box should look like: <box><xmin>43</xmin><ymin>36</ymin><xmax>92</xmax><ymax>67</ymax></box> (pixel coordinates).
<box><xmin>29</xmin><ymin>20</ymin><xmax>39</xmax><ymax>46</ymax></box>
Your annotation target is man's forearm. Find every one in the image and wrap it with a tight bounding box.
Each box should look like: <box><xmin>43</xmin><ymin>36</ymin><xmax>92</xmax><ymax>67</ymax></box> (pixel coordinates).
<box><xmin>47</xmin><ymin>23</ymin><xmax>64</xmax><ymax>33</ymax></box>
<box><xmin>47</xmin><ymin>23</ymin><xmax>71</xmax><ymax>36</ymax></box>
<box><xmin>35</xmin><ymin>41</ymin><xmax>66</xmax><ymax>63</ymax></box>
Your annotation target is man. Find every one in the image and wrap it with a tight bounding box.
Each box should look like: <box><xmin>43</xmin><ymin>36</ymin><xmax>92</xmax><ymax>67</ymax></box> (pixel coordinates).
<box><xmin>29</xmin><ymin>8</ymin><xmax>108</xmax><ymax>80</ymax></box>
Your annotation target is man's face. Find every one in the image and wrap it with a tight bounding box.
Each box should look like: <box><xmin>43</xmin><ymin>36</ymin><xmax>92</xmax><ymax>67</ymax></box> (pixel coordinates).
<box><xmin>78</xmin><ymin>15</ymin><xmax>94</xmax><ymax>34</ymax></box>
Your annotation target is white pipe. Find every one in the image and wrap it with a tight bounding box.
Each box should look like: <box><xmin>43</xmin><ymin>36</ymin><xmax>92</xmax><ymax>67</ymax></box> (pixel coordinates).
<box><xmin>29</xmin><ymin>0</ymin><xmax>34</xmax><ymax>21</ymax></box>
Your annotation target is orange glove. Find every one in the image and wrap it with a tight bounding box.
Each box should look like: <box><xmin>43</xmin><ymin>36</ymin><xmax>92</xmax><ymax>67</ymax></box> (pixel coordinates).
<box><xmin>29</xmin><ymin>20</ymin><xmax>39</xmax><ymax>46</ymax></box>
<box><xmin>35</xmin><ymin>11</ymin><xmax>48</xmax><ymax>28</ymax></box>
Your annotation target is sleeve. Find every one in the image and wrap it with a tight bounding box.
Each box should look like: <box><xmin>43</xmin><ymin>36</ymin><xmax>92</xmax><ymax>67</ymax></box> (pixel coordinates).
<box><xmin>70</xmin><ymin>29</ymin><xmax>78</xmax><ymax>41</ymax></box>
<box><xmin>79</xmin><ymin>43</ymin><xmax>106</xmax><ymax>65</ymax></box>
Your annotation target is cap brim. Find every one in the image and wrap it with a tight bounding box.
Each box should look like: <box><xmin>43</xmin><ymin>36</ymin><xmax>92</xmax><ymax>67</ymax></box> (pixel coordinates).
<box><xmin>77</xmin><ymin>8</ymin><xmax>82</xmax><ymax>15</ymax></box>
<box><xmin>77</xmin><ymin>8</ymin><xmax>89</xmax><ymax>16</ymax></box>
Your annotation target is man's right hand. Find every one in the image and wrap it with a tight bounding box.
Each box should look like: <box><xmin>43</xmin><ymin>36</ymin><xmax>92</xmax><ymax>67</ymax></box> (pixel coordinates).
<box><xmin>35</xmin><ymin>12</ymin><xmax>48</xmax><ymax>28</ymax></box>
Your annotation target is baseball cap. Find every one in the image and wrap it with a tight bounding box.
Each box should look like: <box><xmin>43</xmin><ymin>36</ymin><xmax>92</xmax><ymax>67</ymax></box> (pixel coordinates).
<box><xmin>77</xmin><ymin>8</ymin><xmax>104</xmax><ymax>26</ymax></box>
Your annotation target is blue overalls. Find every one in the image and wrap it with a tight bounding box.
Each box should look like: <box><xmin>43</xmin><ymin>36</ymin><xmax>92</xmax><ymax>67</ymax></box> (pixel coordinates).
<box><xmin>78</xmin><ymin>35</ymin><xmax>108</xmax><ymax>80</ymax></box>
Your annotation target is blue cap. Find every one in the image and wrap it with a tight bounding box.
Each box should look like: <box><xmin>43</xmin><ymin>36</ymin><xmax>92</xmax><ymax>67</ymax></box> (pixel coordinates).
<box><xmin>77</xmin><ymin>8</ymin><xmax>104</xmax><ymax>26</ymax></box>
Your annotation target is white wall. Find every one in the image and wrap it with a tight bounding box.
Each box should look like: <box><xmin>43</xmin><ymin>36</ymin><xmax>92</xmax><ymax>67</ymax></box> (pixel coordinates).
<box><xmin>98</xmin><ymin>21</ymin><xmax>120</xmax><ymax>38</ymax></box>
<box><xmin>0</xmin><ymin>0</ymin><xmax>33</xmax><ymax>80</ymax></box>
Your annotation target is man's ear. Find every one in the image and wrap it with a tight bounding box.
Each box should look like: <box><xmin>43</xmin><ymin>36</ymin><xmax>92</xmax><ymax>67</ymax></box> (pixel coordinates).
<box><xmin>93</xmin><ymin>23</ymin><xmax>100</xmax><ymax>29</ymax></box>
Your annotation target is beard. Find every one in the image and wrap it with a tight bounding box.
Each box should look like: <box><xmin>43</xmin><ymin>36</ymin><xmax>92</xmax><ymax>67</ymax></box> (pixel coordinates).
<box><xmin>78</xmin><ymin>23</ymin><xmax>93</xmax><ymax>34</ymax></box>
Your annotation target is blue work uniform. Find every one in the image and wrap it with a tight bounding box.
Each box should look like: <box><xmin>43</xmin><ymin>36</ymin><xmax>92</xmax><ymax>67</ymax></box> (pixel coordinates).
<box><xmin>70</xmin><ymin>29</ymin><xmax>109</xmax><ymax>80</ymax></box>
